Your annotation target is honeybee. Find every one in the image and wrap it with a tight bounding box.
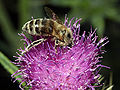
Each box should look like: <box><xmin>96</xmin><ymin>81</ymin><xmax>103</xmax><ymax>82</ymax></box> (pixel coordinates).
<box><xmin>22</xmin><ymin>7</ymin><xmax>74</xmax><ymax>54</ymax></box>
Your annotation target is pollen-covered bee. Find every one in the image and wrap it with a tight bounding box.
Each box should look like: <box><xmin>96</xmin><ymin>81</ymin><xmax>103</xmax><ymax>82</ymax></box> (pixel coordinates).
<box><xmin>22</xmin><ymin>7</ymin><xmax>74</xmax><ymax>53</ymax></box>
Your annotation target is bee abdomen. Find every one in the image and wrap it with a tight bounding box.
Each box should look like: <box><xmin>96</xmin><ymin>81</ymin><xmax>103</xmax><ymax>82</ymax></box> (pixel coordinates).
<box><xmin>22</xmin><ymin>19</ymin><xmax>54</xmax><ymax>36</ymax></box>
<box><xmin>22</xmin><ymin>19</ymin><xmax>42</xmax><ymax>35</ymax></box>
<box><xmin>30</xmin><ymin>19</ymin><xmax>43</xmax><ymax>35</ymax></box>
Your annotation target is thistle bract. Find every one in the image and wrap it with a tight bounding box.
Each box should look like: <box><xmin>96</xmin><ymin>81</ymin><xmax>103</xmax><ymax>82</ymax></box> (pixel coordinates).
<box><xmin>12</xmin><ymin>16</ymin><xmax>109</xmax><ymax>90</ymax></box>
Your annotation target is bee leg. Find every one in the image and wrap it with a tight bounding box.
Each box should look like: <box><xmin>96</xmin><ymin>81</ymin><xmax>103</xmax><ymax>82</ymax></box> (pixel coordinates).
<box><xmin>51</xmin><ymin>37</ymin><xmax>56</xmax><ymax>41</ymax></box>
<box><xmin>22</xmin><ymin>38</ymin><xmax>46</xmax><ymax>54</ymax></box>
<box><xmin>54</xmin><ymin>39</ymin><xmax>66</xmax><ymax>53</ymax></box>
<box><xmin>55</xmin><ymin>39</ymin><xmax>59</xmax><ymax>53</ymax></box>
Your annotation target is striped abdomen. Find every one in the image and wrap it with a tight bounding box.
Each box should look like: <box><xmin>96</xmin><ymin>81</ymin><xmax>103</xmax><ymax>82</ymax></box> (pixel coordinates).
<box><xmin>22</xmin><ymin>19</ymin><xmax>54</xmax><ymax>36</ymax></box>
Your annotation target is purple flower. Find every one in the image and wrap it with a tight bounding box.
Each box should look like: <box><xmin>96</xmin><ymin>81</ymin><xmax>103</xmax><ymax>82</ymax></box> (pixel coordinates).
<box><xmin>12</xmin><ymin>16</ymin><xmax>109</xmax><ymax>90</ymax></box>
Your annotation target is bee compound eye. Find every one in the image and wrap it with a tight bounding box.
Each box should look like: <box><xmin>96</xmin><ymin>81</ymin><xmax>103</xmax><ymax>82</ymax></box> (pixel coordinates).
<box><xmin>67</xmin><ymin>33</ymin><xmax>71</xmax><ymax>38</ymax></box>
<box><xmin>67</xmin><ymin>43</ymin><xmax>72</xmax><ymax>48</ymax></box>
<box><xmin>55</xmin><ymin>40</ymin><xmax>59</xmax><ymax>45</ymax></box>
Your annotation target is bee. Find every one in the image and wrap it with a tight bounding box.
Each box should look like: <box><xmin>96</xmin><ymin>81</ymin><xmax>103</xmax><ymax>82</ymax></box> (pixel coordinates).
<box><xmin>22</xmin><ymin>7</ymin><xmax>74</xmax><ymax>54</ymax></box>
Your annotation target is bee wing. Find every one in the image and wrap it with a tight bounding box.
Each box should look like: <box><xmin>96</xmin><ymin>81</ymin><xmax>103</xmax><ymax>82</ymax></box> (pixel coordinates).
<box><xmin>44</xmin><ymin>7</ymin><xmax>63</xmax><ymax>24</ymax></box>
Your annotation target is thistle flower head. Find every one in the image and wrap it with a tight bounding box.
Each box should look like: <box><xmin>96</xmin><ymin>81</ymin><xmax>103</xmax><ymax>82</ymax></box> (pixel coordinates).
<box><xmin>12</xmin><ymin>16</ymin><xmax>109</xmax><ymax>90</ymax></box>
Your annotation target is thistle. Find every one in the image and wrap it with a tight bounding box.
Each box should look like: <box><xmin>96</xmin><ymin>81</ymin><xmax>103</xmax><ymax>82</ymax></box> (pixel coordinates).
<box><xmin>12</xmin><ymin>16</ymin><xmax>109</xmax><ymax>90</ymax></box>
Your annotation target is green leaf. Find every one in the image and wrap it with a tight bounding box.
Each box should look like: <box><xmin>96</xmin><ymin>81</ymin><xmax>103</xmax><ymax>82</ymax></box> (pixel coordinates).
<box><xmin>101</xmin><ymin>72</ymin><xmax>113</xmax><ymax>90</ymax></box>
<box><xmin>101</xmin><ymin>82</ymin><xmax>106</xmax><ymax>90</ymax></box>
<box><xmin>108</xmin><ymin>72</ymin><xmax>113</xmax><ymax>90</ymax></box>
<box><xmin>0</xmin><ymin>52</ymin><xmax>22</xmax><ymax>82</ymax></box>
<box><xmin>0</xmin><ymin>52</ymin><xmax>18</xmax><ymax>74</ymax></box>
<box><xmin>0</xmin><ymin>52</ymin><xmax>27</xmax><ymax>87</ymax></box>
<box><xmin>0</xmin><ymin>51</ymin><xmax>28</xmax><ymax>88</ymax></box>
<box><xmin>106</xmin><ymin>85</ymin><xmax>113</xmax><ymax>90</ymax></box>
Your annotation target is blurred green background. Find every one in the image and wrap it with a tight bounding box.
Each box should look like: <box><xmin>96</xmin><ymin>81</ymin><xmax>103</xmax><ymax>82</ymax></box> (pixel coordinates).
<box><xmin>0</xmin><ymin>0</ymin><xmax>120</xmax><ymax>89</ymax></box>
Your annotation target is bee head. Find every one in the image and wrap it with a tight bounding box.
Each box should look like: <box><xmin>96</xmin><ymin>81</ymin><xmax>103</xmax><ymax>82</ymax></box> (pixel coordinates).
<box><xmin>60</xmin><ymin>28</ymin><xmax>74</xmax><ymax>48</ymax></box>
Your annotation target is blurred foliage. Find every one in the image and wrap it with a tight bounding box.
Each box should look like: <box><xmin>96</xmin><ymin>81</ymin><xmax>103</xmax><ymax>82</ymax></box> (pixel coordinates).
<box><xmin>0</xmin><ymin>0</ymin><xmax>30</xmax><ymax>56</ymax></box>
